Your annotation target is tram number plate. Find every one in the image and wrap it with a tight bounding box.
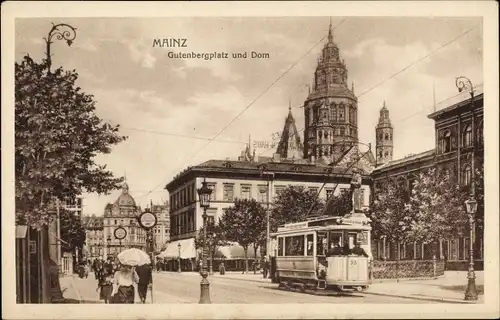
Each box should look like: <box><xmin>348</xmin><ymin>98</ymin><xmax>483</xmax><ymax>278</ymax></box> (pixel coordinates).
<box><xmin>350</xmin><ymin>260</ymin><xmax>358</xmax><ymax>266</ymax></box>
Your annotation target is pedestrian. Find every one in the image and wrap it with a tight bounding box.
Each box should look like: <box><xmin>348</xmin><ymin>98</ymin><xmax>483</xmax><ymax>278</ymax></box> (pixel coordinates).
<box><xmin>252</xmin><ymin>261</ymin><xmax>257</xmax><ymax>274</ymax></box>
<box><xmin>219</xmin><ymin>262</ymin><xmax>225</xmax><ymax>275</ymax></box>
<box><xmin>263</xmin><ymin>258</ymin><xmax>270</xmax><ymax>279</ymax></box>
<box><xmin>135</xmin><ymin>263</ymin><xmax>153</xmax><ymax>304</ymax></box>
<box><xmin>97</xmin><ymin>262</ymin><xmax>114</xmax><ymax>304</ymax></box>
<box><xmin>156</xmin><ymin>259</ymin><xmax>161</xmax><ymax>273</ymax></box>
<box><xmin>93</xmin><ymin>256</ymin><xmax>104</xmax><ymax>280</ymax></box>
<box><xmin>110</xmin><ymin>264</ymin><xmax>139</xmax><ymax>304</ymax></box>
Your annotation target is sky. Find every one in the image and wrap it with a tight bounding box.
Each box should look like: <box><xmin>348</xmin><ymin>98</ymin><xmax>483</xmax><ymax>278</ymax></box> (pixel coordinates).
<box><xmin>14</xmin><ymin>17</ymin><xmax>483</xmax><ymax>216</ymax></box>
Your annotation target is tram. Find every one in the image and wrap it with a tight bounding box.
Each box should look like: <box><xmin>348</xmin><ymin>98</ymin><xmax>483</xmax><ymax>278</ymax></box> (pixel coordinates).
<box><xmin>271</xmin><ymin>213</ymin><xmax>372</xmax><ymax>293</ymax></box>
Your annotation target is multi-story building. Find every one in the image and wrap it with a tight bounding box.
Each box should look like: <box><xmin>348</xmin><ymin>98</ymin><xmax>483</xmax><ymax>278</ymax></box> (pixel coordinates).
<box><xmin>102</xmin><ymin>182</ymin><xmax>147</xmax><ymax>256</ymax></box>
<box><xmin>151</xmin><ymin>203</ymin><xmax>170</xmax><ymax>252</ymax></box>
<box><xmin>371</xmin><ymin>92</ymin><xmax>484</xmax><ymax>269</ymax></box>
<box><xmin>82</xmin><ymin>215</ymin><xmax>104</xmax><ymax>258</ymax></box>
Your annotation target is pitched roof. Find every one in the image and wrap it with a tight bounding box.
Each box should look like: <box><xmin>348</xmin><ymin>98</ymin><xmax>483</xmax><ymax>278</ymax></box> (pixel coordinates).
<box><xmin>275</xmin><ymin>108</ymin><xmax>303</xmax><ymax>160</ymax></box>
<box><xmin>373</xmin><ymin>149</ymin><xmax>435</xmax><ymax>172</ymax></box>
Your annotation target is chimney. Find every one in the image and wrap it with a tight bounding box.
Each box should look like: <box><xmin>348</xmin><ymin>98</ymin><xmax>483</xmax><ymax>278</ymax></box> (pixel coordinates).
<box><xmin>272</xmin><ymin>153</ymin><xmax>281</xmax><ymax>163</ymax></box>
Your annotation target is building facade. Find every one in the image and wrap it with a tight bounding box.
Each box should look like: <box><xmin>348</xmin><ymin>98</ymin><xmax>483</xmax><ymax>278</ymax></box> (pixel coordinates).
<box><xmin>82</xmin><ymin>215</ymin><xmax>104</xmax><ymax>258</ymax></box>
<box><xmin>102</xmin><ymin>182</ymin><xmax>147</xmax><ymax>256</ymax></box>
<box><xmin>371</xmin><ymin>93</ymin><xmax>484</xmax><ymax>268</ymax></box>
<box><xmin>151</xmin><ymin>203</ymin><xmax>170</xmax><ymax>252</ymax></box>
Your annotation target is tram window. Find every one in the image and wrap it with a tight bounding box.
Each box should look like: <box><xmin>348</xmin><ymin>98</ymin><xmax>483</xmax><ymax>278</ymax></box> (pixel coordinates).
<box><xmin>278</xmin><ymin>238</ymin><xmax>283</xmax><ymax>256</ymax></box>
<box><xmin>306</xmin><ymin>234</ymin><xmax>314</xmax><ymax>256</ymax></box>
<box><xmin>285</xmin><ymin>235</ymin><xmax>305</xmax><ymax>256</ymax></box>
<box><xmin>329</xmin><ymin>231</ymin><xmax>343</xmax><ymax>250</ymax></box>
<box><xmin>317</xmin><ymin>232</ymin><xmax>327</xmax><ymax>256</ymax></box>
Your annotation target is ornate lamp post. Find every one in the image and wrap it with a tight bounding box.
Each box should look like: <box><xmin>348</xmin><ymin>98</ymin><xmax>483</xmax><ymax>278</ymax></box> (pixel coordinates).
<box><xmin>43</xmin><ymin>23</ymin><xmax>77</xmax><ymax>72</ymax></box>
<box><xmin>197</xmin><ymin>178</ymin><xmax>213</xmax><ymax>304</ymax></box>
<box><xmin>464</xmin><ymin>197</ymin><xmax>478</xmax><ymax>301</ymax></box>
<box><xmin>177</xmin><ymin>243</ymin><xmax>182</xmax><ymax>273</ymax></box>
<box><xmin>456</xmin><ymin>76</ymin><xmax>478</xmax><ymax>301</ymax></box>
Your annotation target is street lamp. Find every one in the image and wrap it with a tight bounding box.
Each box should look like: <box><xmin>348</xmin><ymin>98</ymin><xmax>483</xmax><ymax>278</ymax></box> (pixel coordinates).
<box><xmin>197</xmin><ymin>178</ymin><xmax>213</xmax><ymax>304</ymax></box>
<box><xmin>259</xmin><ymin>165</ymin><xmax>274</xmax><ymax>265</ymax></box>
<box><xmin>464</xmin><ymin>197</ymin><xmax>478</xmax><ymax>301</ymax></box>
<box><xmin>43</xmin><ymin>23</ymin><xmax>77</xmax><ymax>72</ymax></box>
<box><xmin>177</xmin><ymin>243</ymin><xmax>182</xmax><ymax>273</ymax></box>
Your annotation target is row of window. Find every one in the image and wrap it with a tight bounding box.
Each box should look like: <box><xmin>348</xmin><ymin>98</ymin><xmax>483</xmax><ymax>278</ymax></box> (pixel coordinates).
<box><xmin>378</xmin><ymin>150</ymin><xmax>393</xmax><ymax>159</ymax></box>
<box><xmin>313</xmin><ymin>127</ymin><xmax>358</xmax><ymax>139</ymax></box>
<box><xmin>378</xmin><ymin>132</ymin><xmax>393</xmax><ymax>142</ymax></box>
<box><xmin>170</xmin><ymin>209</ymin><xmax>196</xmax><ymax>237</ymax></box>
<box><xmin>170</xmin><ymin>183</ymin><xmax>197</xmax><ymax>212</ymax></box>
<box><xmin>208</xmin><ymin>183</ymin><xmax>269</xmax><ymax>203</ymax></box>
<box><xmin>439</xmin><ymin>122</ymin><xmax>483</xmax><ymax>154</ymax></box>
<box><xmin>277</xmin><ymin>235</ymin><xmax>314</xmax><ymax>256</ymax></box>
<box><xmin>307</xmin><ymin>105</ymin><xmax>357</xmax><ymax>125</ymax></box>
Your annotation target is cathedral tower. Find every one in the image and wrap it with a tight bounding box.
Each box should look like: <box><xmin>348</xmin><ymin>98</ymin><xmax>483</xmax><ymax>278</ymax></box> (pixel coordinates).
<box><xmin>303</xmin><ymin>20</ymin><xmax>358</xmax><ymax>163</ymax></box>
<box><xmin>276</xmin><ymin>100</ymin><xmax>304</xmax><ymax>160</ymax></box>
<box><xmin>375</xmin><ymin>101</ymin><xmax>393</xmax><ymax>166</ymax></box>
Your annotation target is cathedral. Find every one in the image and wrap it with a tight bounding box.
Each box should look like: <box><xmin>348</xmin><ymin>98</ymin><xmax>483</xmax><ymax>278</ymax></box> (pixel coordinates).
<box><xmin>273</xmin><ymin>21</ymin><xmax>388</xmax><ymax>173</ymax></box>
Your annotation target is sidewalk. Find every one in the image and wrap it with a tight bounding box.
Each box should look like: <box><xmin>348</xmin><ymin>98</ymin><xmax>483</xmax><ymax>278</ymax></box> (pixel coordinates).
<box><xmin>364</xmin><ymin>271</ymin><xmax>484</xmax><ymax>304</ymax></box>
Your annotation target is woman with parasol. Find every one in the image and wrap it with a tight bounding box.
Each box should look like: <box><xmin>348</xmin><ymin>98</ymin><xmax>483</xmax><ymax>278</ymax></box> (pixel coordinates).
<box><xmin>111</xmin><ymin>248</ymin><xmax>151</xmax><ymax>304</ymax></box>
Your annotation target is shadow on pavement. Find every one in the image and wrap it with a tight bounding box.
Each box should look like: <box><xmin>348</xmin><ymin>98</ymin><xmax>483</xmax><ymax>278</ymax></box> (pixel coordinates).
<box><xmin>440</xmin><ymin>284</ymin><xmax>484</xmax><ymax>295</ymax></box>
<box><xmin>259</xmin><ymin>286</ymin><xmax>365</xmax><ymax>298</ymax></box>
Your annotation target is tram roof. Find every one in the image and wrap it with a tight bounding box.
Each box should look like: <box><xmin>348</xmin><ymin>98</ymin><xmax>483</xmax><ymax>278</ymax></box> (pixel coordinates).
<box><xmin>274</xmin><ymin>214</ymin><xmax>370</xmax><ymax>234</ymax></box>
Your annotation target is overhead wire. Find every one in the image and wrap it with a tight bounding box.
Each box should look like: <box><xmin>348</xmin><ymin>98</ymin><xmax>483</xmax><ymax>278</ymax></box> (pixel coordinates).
<box><xmin>136</xmin><ymin>18</ymin><xmax>349</xmax><ymax>199</ymax></box>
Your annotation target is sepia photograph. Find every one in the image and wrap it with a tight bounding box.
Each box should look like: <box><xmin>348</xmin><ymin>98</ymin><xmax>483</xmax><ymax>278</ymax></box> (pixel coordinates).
<box><xmin>2</xmin><ymin>1</ymin><xmax>499</xmax><ymax>319</ymax></box>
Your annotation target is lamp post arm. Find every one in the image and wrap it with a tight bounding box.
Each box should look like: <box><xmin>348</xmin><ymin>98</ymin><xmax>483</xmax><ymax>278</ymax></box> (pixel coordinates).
<box><xmin>43</xmin><ymin>23</ymin><xmax>77</xmax><ymax>71</ymax></box>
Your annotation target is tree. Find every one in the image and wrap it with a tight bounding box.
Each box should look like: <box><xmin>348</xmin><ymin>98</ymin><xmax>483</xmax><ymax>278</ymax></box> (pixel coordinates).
<box><xmin>324</xmin><ymin>189</ymin><xmax>352</xmax><ymax>216</ymax></box>
<box><xmin>194</xmin><ymin>220</ymin><xmax>228</xmax><ymax>273</ymax></box>
<box><xmin>219</xmin><ymin>199</ymin><xmax>266</xmax><ymax>273</ymax></box>
<box><xmin>371</xmin><ymin>179</ymin><xmax>412</xmax><ymax>260</ymax></box>
<box><xmin>405</xmin><ymin>168</ymin><xmax>469</xmax><ymax>258</ymax></box>
<box><xmin>15</xmin><ymin>56</ymin><xmax>127</xmax><ymax>228</ymax></box>
<box><xmin>59</xmin><ymin>209</ymin><xmax>86</xmax><ymax>254</ymax></box>
<box><xmin>271</xmin><ymin>186</ymin><xmax>324</xmax><ymax>233</ymax></box>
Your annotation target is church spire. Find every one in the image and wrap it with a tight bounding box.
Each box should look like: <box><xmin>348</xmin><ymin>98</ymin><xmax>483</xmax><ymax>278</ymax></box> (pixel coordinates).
<box><xmin>288</xmin><ymin>97</ymin><xmax>292</xmax><ymax>112</ymax></box>
<box><xmin>328</xmin><ymin>17</ymin><xmax>333</xmax><ymax>42</ymax></box>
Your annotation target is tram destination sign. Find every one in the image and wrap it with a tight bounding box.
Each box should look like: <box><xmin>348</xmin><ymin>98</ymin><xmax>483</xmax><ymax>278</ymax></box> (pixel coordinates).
<box><xmin>339</xmin><ymin>218</ymin><xmax>365</xmax><ymax>226</ymax></box>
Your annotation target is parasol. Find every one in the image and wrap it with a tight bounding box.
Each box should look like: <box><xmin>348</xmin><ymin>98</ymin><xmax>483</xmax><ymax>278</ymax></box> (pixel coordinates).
<box><xmin>117</xmin><ymin>248</ymin><xmax>151</xmax><ymax>266</ymax></box>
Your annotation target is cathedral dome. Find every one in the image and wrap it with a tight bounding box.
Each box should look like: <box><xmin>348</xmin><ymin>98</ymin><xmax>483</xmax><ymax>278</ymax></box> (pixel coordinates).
<box><xmin>114</xmin><ymin>182</ymin><xmax>136</xmax><ymax>207</ymax></box>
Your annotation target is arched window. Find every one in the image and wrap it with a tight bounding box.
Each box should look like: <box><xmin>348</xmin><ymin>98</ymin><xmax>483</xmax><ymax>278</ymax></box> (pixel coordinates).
<box><xmin>463</xmin><ymin>165</ymin><xmax>472</xmax><ymax>186</ymax></box>
<box><xmin>378</xmin><ymin>151</ymin><xmax>383</xmax><ymax>159</ymax></box>
<box><xmin>324</xmin><ymin>131</ymin><xmax>329</xmax><ymax>139</ymax></box>
<box><xmin>379</xmin><ymin>133</ymin><xmax>383</xmax><ymax>141</ymax></box>
<box><xmin>385</xmin><ymin>133</ymin><xmax>389</xmax><ymax>140</ymax></box>
<box><xmin>384</xmin><ymin>151</ymin><xmax>388</xmax><ymax>157</ymax></box>
<box><xmin>331</xmin><ymin>106</ymin><xmax>337</xmax><ymax>121</ymax></box>
<box><xmin>390</xmin><ymin>133</ymin><xmax>393</xmax><ymax>141</ymax></box>
<box><xmin>318</xmin><ymin>130</ymin><xmax>323</xmax><ymax>139</ymax></box>
<box><xmin>322</xmin><ymin>110</ymin><xmax>327</xmax><ymax>119</ymax></box>
<box><xmin>442</xmin><ymin>130</ymin><xmax>451</xmax><ymax>153</ymax></box>
<box><xmin>340</xmin><ymin>127</ymin><xmax>345</xmax><ymax>136</ymax></box>
<box><xmin>478</xmin><ymin>120</ymin><xmax>484</xmax><ymax>145</ymax></box>
<box><xmin>338</xmin><ymin>104</ymin><xmax>345</xmax><ymax>121</ymax></box>
<box><xmin>463</xmin><ymin>125</ymin><xmax>472</xmax><ymax>147</ymax></box>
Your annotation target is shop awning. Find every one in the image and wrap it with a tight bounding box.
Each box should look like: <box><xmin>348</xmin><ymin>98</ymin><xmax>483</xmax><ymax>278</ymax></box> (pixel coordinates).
<box><xmin>216</xmin><ymin>243</ymin><xmax>261</xmax><ymax>259</ymax></box>
<box><xmin>158</xmin><ymin>238</ymin><xmax>196</xmax><ymax>259</ymax></box>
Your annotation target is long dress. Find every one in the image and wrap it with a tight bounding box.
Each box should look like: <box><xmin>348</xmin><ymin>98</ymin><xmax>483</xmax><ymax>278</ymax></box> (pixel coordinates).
<box><xmin>98</xmin><ymin>266</ymin><xmax>114</xmax><ymax>303</ymax></box>
<box><xmin>111</xmin><ymin>269</ymin><xmax>139</xmax><ymax>304</ymax></box>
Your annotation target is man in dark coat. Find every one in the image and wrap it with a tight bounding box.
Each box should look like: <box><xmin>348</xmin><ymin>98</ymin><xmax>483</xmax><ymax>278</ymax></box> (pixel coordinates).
<box><xmin>136</xmin><ymin>263</ymin><xmax>153</xmax><ymax>303</ymax></box>
<box><xmin>350</xmin><ymin>241</ymin><xmax>369</xmax><ymax>257</ymax></box>
<box><xmin>327</xmin><ymin>241</ymin><xmax>344</xmax><ymax>256</ymax></box>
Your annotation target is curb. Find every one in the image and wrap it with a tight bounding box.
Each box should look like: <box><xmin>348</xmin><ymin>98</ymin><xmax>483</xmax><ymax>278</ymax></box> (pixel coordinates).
<box><xmin>213</xmin><ymin>275</ymin><xmax>271</xmax><ymax>284</ymax></box>
<box><xmin>362</xmin><ymin>290</ymin><xmax>479</xmax><ymax>304</ymax></box>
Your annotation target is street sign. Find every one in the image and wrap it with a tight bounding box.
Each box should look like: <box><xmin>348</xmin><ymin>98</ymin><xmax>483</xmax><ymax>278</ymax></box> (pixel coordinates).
<box><xmin>114</xmin><ymin>226</ymin><xmax>127</xmax><ymax>240</ymax></box>
<box><xmin>138</xmin><ymin>211</ymin><xmax>158</xmax><ymax>230</ymax></box>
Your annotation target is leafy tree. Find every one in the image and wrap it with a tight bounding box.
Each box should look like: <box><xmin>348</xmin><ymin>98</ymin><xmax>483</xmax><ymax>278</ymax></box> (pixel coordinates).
<box><xmin>405</xmin><ymin>168</ymin><xmax>469</xmax><ymax>257</ymax></box>
<box><xmin>15</xmin><ymin>56</ymin><xmax>127</xmax><ymax>228</ymax></box>
<box><xmin>324</xmin><ymin>189</ymin><xmax>352</xmax><ymax>216</ymax></box>
<box><xmin>218</xmin><ymin>199</ymin><xmax>266</xmax><ymax>273</ymax></box>
<box><xmin>271</xmin><ymin>186</ymin><xmax>324</xmax><ymax>233</ymax></box>
<box><xmin>194</xmin><ymin>220</ymin><xmax>228</xmax><ymax>273</ymax></box>
<box><xmin>371</xmin><ymin>179</ymin><xmax>412</xmax><ymax>260</ymax></box>
<box><xmin>59</xmin><ymin>209</ymin><xmax>86</xmax><ymax>254</ymax></box>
